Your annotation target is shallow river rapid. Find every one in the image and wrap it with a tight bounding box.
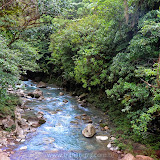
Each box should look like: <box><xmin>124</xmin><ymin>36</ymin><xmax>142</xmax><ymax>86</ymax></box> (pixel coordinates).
<box><xmin>9</xmin><ymin>80</ymin><xmax>115</xmax><ymax>160</ymax></box>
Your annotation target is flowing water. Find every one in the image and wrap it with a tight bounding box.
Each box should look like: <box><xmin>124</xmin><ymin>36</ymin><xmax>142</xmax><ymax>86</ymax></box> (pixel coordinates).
<box><xmin>8</xmin><ymin>80</ymin><xmax>115</xmax><ymax>160</ymax></box>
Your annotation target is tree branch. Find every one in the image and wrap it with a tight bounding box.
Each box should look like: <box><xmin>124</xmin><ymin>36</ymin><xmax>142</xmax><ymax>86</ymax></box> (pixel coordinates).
<box><xmin>0</xmin><ymin>0</ymin><xmax>14</xmax><ymax>10</ymax></box>
<box><xmin>140</xmin><ymin>78</ymin><xmax>157</xmax><ymax>88</ymax></box>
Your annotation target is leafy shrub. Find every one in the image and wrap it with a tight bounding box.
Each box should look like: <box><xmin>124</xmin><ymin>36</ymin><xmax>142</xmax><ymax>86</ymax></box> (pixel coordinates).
<box><xmin>0</xmin><ymin>34</ymin><xmax>40</xmax><ymax>116</ymax></box>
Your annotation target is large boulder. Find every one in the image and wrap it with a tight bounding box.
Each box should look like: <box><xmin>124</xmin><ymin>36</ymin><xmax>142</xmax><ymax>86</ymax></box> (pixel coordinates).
<box><xmin>27</xmin><ymin>92</ymin><xmax>34</xmax><ymax>98</ymax></box>
<box><xmin>120</xmin><ymin>154</ymin><xmax>154</xmax><ymax>160</ymax></box>
<box><xmin>0</xmin><ymin>137</ymin><xmax>8</xmax><ymax>146</ymax></box>
<box><xmin>27</xmin><ymin>117</ymin><xmax>40</xmax><ymax>128</ymax></box>
<box><xmin>16</xmin><ymin>89</ymin><xmax>26</xmax><ymax>97</ymax></box>
<box><xmin>135</xmin><ymin>155</ymin><xmax>154</xmax><ymax>160</ymax></box>
<box><xmin>28</xmin><ymin>89</ymin><xmax>43</xmax><ymax>98</ymax></box>
<box><xmin>59</xmin><ymin>92</ymin><xmax>64</xmax><ymax>96</ymax></box>
<box><xmin>0</xmin><ymin>152</ymin><xmax>10</xmax><ymax>160</ymax></box>
<box><xmin>15</xmin><ymin>124</ymin><xmax>26</xmax><ymax>139</ymax></box>
<box><xmin>37</xmin><ymin>111</ymin><xmax>44</xmax><ymax>117</ymax></box>
<box><xmin>27</xmin><ymin>115</ymin><xmax>46</xmax><ymax>128</ymax></box>
<box><xmin>15</xmin><ymin>112</ymin><xmax>22</xmax><ymax>121</ymax></box>
<box><xmin>18</xmin><ymin>118</ymin><xmax>28</xmax><ymax>129</ymax></box>
<box><xmin>36</xmin><ymin>81</ymin><xmax>47</xmax><ymax>88</ymax></box>
<box><xmin>38</xmin><ymin>96</ymin><xmax>45</xmax><ymax>101</ymax></box>
<box><xmin>120</xmin><ymin>153</ymin><xmax>136</xmax><ymax>160</ymax></box>
<box><xmin>33</xmin><ymin>89</ymin><xmax>43</xmax><ymax>98</ymax></box>
<box><xmin>2</xmin><ymin>116</ymin><xmax>15</xmax><ymax>129</ymax></box>
<box><xmin>82</xmin><ymin>124</ymin><xmax>96</xmax><ymax>138</ymax></box>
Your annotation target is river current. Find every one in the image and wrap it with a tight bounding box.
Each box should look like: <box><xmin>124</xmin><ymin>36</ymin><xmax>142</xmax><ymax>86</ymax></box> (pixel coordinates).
<box><xmin>9</xmin><ymin>80</ymin><xmax>113</xmax><ymax>160</ymax></box>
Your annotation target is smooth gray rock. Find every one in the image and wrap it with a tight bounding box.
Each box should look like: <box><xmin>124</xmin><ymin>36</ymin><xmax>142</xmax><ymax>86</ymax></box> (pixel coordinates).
<box><xmin>82</xmin><ymin>124</ymin><xmax>96</xmax><ymax>138</ymax></box>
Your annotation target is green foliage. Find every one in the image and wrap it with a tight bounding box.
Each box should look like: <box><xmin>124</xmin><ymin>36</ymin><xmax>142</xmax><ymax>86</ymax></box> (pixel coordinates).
<box><xmin>0</xmin><ymin>95</ymin><xmax>20</xmax><ymax>117</ymax></box>
<box><xmin>47</xmin><ymin>1</ymin><xmax>160</xmax><ymax>148</ymax></box>
<box><xmin>1</xmin><ymin>0</ymin><xmax>160</xmax><ymax>152</ymax></box>
<box><xmin>0</xmin><ymin>34</ymin><xmax>40</xmax><ymax>117</ymax></box>
<box><xmin>0</xmin><ymin>0</ymin><xmax>70</xmax><ymax>119</ymax></box>
<box><xmin>49</xmin><ymin>5</ymin><xmax>128</xmax><ymax>87</ymax></box>
<box><xmin>106</xmin><ymin>10</ymin><xmax>160</xmax><ymax>139</ymax></box>
<box><xmin>38</xmin><ymin>0</ymin><xmax>70</xmax><ymax>17</ymax></box>
<box><xmin>11</xmin><ymin>40</ymin><xmax>40</xmax><ymax>73</ymax></box>
<box><xmin>0</xmin><ymin>0</ymin><xmax>70</xmax><ymax>46</ymax></box>
<box><xmin>0</xmin><ymin>35</ymin><xmax>19</xmax><ymax>88</ymax></box>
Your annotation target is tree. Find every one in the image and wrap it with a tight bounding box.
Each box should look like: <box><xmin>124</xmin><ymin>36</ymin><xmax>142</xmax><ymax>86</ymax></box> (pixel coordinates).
<box><xmin>0</xmin><ymin>0</ymin><xmax>70</xmax><ymax>45</ymax></box>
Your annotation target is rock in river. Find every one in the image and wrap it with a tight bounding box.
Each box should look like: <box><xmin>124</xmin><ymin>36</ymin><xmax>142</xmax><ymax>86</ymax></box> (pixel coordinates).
<box><xmin>96</xmin><ymin>136</ymin><xmax>108</xmax><ymax>141</ymax></box>
<box><xmin>36</xmin><ymin>81</ymin><xmax>47</xmax><ymax>88</ymax></box>
<box><xmin>104</xmin><ymin>126</ymin><xmax>109</xmax><ymax>130</ymax></box>
<box><xmin>33</xmin><ymin>89</ymin><xmax>43</xmax><ymax>98</ymax></box>
<box><xmin>20</xmin><ymin>146</ymin><xmax>27</xmax><ymax>150</ymax></box>
<box><xmin>0</xmin><ymin>152</ymin><xmax>10</xmax><ymax>160</ymax></box>
<box><xmin>2</xmin><ymin>116</ymin><xmax>14</xmax><ymax>129</ymax></box>
<box><xmin>28</xmin><ymin>89</ymin><xmax>43</xmax><ymax>98</ymax></box>
<box><xmin>82</xmin><ymin>124</ymin><xmax>96</xmax><ymax>138</ymax></box>
<box><xmin>120</xmin><ymin>153</ymin><xmax>135</xmax><ymax>160</ymax></box>
<box><xmin>63</xmin><ymin>99</ymin><xmax>68</xmax><ymax>103</ymax></box>
<box><xmin>59</xmin><ymin>92</ymin><xmax>64</xmax><ymax>96</ymax></box>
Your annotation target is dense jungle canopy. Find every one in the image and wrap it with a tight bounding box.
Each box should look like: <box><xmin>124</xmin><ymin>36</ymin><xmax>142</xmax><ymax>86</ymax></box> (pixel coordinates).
<box><xmin>0</xmin><ymin>0</ymin><xmax>160</xmax><ymax>154</ymax></box>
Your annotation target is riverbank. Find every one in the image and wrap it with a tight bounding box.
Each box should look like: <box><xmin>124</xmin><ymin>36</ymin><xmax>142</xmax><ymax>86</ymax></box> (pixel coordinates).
<box><xmin>0</xmin><ymin>83</ymin><xmax>46</xmax><ymax>159</ymax></box>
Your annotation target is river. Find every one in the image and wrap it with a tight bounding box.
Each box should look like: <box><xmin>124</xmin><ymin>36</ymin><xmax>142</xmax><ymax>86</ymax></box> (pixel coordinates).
<box><xmin>7</xmin><ymin>80</ymin><xmax>118</xmax><ymax>160</ymax></box>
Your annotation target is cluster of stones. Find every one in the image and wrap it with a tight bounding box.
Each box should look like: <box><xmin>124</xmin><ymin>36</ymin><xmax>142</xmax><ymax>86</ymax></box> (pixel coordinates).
<box><xmin>0</xmin><ymin>82</ymin><xmax>47</xmax><ymax>150</ymax></box>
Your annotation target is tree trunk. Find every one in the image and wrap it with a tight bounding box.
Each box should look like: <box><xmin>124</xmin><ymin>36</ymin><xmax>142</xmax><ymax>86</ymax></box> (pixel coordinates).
<box><xmin>124</xmin><ymin>0</ymin><xmax>129</xmax><ymax>25</ymax></box>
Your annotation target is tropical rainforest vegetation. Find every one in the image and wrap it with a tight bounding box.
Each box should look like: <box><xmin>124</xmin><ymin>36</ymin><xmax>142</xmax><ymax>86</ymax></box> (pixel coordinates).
<box><xmin>0</xmin><ymin>0</ymin><xmax>160</xmax><ymax>153</ymax></box>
